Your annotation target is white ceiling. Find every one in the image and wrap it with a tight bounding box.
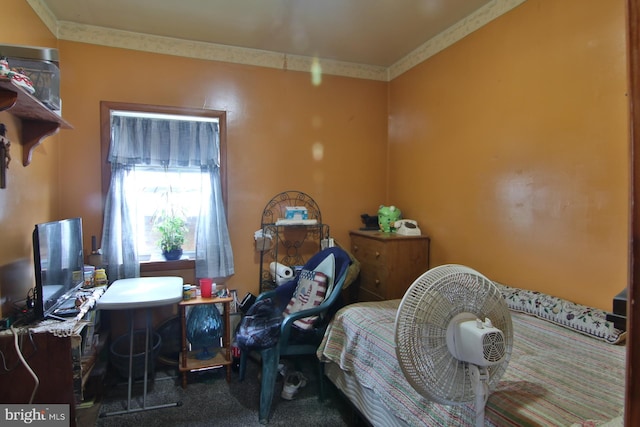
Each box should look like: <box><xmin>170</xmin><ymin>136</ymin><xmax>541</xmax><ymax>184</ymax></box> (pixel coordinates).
<box><xmin>31</xmin><ymin>0</ymin><xmax>526</xmax><ymax>81</ymax></box>
<box><xmin>31</xmin><ymin>0</ymin><xmax>525</xmax><ymax>80</ymax></box>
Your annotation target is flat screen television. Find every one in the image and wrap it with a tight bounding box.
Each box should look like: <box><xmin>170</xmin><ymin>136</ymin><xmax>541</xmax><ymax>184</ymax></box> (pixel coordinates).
<box><xmin>32</xmin><ymin>217</ymin><xmax>85</xmax><ymax>320</ymax></box>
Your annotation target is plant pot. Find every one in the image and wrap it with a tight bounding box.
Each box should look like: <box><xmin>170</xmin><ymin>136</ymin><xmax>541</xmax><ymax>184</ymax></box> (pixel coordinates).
<box><xmin>163</xmin><ymin>248</ymin><xmax>183</xmax><ymax>260</ymax></box>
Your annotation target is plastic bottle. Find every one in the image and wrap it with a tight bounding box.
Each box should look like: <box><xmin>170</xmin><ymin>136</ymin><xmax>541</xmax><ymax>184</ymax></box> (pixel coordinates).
<box><xmin>95</xmin><ymin>268</ymin><xmax>108</xmax><ymax>286</ymax></box>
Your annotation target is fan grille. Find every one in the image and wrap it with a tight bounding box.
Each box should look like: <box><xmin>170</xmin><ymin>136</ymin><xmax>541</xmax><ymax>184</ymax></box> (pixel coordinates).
<box><xmin>482</xmin><ymin>330</ymin><xmax>506</xmax><ymax>363</ymax></box>
<box><xmin>394</xmin><ymin>264</ymin><xmax>513</xmax><ymax>405</ymax></box>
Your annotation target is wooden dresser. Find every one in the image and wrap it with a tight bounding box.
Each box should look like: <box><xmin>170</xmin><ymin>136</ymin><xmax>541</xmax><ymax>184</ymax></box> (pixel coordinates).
<box><xmin>349</xmin><ymin>230</ymin><xmax>430</xmax><ymax>301</ymax></box>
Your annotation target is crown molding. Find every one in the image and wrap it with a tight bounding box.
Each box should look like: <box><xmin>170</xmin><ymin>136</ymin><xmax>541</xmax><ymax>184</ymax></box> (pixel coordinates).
<box><xmin>28</xmin><ymin>0</ymin><xmax>525</xmax><ymax>82</ymax></box>
<box><xmin>26</xmin><ymin>0</ymin><xmax>57</xmax><ymax>36</ymax></box>
<box><xmin>389</xmin><ymin>0</ymin><xmax>527</xmax><ymax>80</ymax></box>
<box><xmin>56</xmin><ymin>21</ymin><xmax>390</xmax><ymax>81</ymax></box>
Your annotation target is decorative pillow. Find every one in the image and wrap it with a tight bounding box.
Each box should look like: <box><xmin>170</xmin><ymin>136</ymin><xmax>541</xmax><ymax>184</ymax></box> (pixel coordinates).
<box><xmin>283</xmin><ymin>269</ymin><xmax>328</xmax><ymax>330</ymax></box>
<box><xmin>494</xmin><ymin>281</ymin><xmax>626</xmax><ymax>344</ymax></box>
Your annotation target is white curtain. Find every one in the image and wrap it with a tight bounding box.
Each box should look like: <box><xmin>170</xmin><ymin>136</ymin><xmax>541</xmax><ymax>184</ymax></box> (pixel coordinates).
<box><xmin>102</xmin><ymin>164</ymin><xmax>139</xmax><ymax>280</ymax></box>
<box><xmin>101</xmin><ymin>115</ymin><xmax>234</xmax><ymax>281</ymax></box>
<box><xmin>195</xmin><ymin>164</ymin><xmax>234</xmax><ymax>279</ymax></box>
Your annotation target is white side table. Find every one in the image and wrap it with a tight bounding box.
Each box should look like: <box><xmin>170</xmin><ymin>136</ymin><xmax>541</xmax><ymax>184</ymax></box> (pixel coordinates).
<box><xmin>97</xmin><ymin>276</ymin><xmax>183</xmax><ymax>417</ymax></box>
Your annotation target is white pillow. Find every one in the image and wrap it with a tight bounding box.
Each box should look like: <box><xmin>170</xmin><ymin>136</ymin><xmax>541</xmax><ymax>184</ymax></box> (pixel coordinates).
<box><xmin>313</xmin><ymin>253</ymin><xmax>335</xmax><ymax>298</ymax></box>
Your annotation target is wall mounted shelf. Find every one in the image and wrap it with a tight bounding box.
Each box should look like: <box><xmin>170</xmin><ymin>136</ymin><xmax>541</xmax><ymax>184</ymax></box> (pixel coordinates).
<box><xmin>0</xmin><ymin>78</ymin><xmax>72</xmax><ymax>166</ymax></box>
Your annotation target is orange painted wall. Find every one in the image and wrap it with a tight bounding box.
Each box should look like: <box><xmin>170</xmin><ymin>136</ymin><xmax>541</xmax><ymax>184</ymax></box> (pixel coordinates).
<box><xmin>56</xmin><ymin>42</ymin><xmax>388</xmax><ymax>298</ymax></box>
<box><xmin>0</xmin><ymin>0</ymin><xmax>630</xmax><ymax>314</ymax></box>
<box><xmin>388</xmin><ymin>0</ymin><xmax>629</xmax><ymax>309</ymax></box>
<box><xmin>0</xmin><ymin>0</ymin><xmax>59</xmax><ymax>317</ymax></box>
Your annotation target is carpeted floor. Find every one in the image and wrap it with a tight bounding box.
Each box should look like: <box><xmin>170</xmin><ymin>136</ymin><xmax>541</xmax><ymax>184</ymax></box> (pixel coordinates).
<box><xmin>77</xmin><ymin>355</ymin><xmax>357</xmax><ymax>427</ymax></box>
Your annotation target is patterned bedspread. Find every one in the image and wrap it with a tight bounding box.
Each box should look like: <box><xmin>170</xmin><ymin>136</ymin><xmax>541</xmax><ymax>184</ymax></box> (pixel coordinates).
<box><xmin>317</xmin><ymin>300</ymin><xmax>626</xmax><ymax>427</ymax></box>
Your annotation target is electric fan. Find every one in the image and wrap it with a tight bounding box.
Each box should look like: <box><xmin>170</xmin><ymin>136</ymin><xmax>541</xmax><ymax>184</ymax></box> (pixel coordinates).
<box><xmin>394</xmin><ymin>264</ymin><xmax>513</xmax><ymax>427</ymax></box>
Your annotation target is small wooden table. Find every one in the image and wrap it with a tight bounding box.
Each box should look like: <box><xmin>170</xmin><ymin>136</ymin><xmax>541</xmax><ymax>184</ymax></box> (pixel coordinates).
<box><xmin>179</xmin><ymin>295</ymin><xmax>234</xmax><ymax>388</ymax></box>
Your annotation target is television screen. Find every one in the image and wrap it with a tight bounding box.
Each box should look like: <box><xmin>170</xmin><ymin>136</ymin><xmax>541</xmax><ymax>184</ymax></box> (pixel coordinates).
<box><xmin>33</xmin><ymin>217</ymin><xmax>84</xmax><ymax>319</ymax></box>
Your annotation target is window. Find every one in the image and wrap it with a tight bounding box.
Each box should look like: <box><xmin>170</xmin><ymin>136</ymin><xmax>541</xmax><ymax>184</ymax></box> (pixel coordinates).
<box><xmin>109</xmin><ymin>110</ymin><xmax>219</xmax><ymax>261</ymax></box>
<box><xmin>132</xmin><ymin>165</ymin><xmax>202</xmax><ymax>260</ymax></box>
<box><xmin>100</xmin><ymin>102</ymin><xmax>234</xmax><ymax>281</ymax></box>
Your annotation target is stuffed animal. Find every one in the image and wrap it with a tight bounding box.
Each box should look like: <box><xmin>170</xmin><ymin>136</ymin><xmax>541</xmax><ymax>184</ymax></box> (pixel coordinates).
<box><xmin>377</xmin><ymin>205</ymin><xmax>402</xmax><ymax>232</ymax></box>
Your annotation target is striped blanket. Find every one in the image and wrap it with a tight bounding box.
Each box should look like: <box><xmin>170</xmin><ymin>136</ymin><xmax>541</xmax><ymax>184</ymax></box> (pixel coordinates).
<box><xmin>317</xmin><ymin>300</ymin><xmax>625</xmax><ymax>427</ymax></box>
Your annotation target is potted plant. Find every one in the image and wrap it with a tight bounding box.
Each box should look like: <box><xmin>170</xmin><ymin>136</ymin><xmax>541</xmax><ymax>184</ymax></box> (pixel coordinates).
<box><xmin>155</xmin><ymin>215</ymin><xmax>188</xmax><ymax>260</ymax></box>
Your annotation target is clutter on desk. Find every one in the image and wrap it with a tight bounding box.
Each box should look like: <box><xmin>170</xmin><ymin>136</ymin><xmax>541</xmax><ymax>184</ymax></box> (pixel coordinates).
<box><xmin>94</xmin><ymin>268</ymin><xmax>108</xmax><ymax>286</ymax></box>
<box><xmin>199</xmin><ymin>278</ymin><xmax>214</xmax><ymax>298</ymax></box>
<box><xmin>83</xmin><ymin>265</ymin><xmax>95</xmax><ymax>287</ymax></box>
<box><xmin>183</xmin><ymin>284</ymin><xmax>196</xmax><ymax>300</ymax></box>
<box><xmin>183</xmin><ymin>281</ymin><xmax>230</xmax><ymax>300</ymax></box>
<box><xmin>216</xmin><ymin>285</ymin><xmax>229</xmax><ymax>298</ymax></box>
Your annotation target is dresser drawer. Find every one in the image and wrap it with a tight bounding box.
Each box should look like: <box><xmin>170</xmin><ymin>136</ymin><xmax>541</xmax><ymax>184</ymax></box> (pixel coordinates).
<box><xmin>357</xmin><ymin>262</ymin><xmax>388</xmax><ymax>300</ymax></box>
<box><xmin>350</xmin><ymin>235</ymin><xmax>387</xmax><ymax>265</ymax></box>
<box><xmin>350</xmin><ymin>230</ymin><xmax>430</xmax><ymax>302</ymax></box>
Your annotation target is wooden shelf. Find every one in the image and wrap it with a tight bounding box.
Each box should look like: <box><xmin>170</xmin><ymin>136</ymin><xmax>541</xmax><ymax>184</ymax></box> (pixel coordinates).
<box><xmin>178</xmin><ymin>348</ymin><xmax>231</xmax><ymax>372</ymax></box>
<box><xmin>179</xmin><ymin>295</ymin><xmax>233</xmax><ymax>387</ymax></box>
<box><xmin>179</xmin><ymin>295</ymin><xmax>233</xmax><ymax>306</ymax></box>
<box><xmin>0</xmin><ymin>77</ymin><xmax>72</xmax><ymax>166</ymax></box>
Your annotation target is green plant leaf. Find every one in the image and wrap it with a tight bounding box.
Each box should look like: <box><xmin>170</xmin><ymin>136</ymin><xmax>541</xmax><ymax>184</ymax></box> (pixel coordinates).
<box><xmin>154</xmin><ymin>215</ymin><xmax>188</xmax><ymax>252</ymax></box>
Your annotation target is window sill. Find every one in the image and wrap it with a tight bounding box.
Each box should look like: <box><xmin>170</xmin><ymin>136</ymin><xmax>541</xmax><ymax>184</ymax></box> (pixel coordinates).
<box><xmin>140</xmin><ymin>258</ymin><xmax>195</xmax><ymax>272</ymax></box>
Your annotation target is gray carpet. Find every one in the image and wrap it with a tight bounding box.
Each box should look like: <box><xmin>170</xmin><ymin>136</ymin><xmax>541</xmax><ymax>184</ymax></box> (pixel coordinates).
<box><xmin>82</xmin><ymin>355</ymin><xmax>355</xmax><ymax>427</ymax></box>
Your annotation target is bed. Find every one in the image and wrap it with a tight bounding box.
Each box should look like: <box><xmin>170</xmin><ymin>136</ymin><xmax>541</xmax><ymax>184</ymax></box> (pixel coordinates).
<box><xmin>317</xmin><ymin>283</ymin><xmax>626</xmax><ymax>427</ymax></box>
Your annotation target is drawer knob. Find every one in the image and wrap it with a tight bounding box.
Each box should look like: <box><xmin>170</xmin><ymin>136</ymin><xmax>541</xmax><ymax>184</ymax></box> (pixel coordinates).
<box><xmin>375</xmin><ymin>279</ymin><xmax>380</xmax><ymax>287</ymax></box>
<box><xmin>353</xmin><ymin>245</ymin><xmax>359</xmax><ymax>252</ymax></box>
<box><xmin>375</xmin><ymin>251</ymin><xmax>380</xmax><ymax>258</ymax></box>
